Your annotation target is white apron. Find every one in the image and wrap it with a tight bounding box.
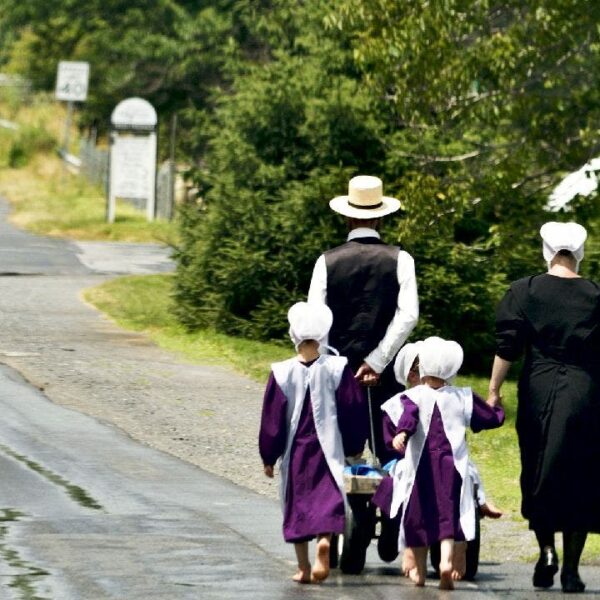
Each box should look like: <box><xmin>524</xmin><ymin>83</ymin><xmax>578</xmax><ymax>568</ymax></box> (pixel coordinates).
<box><xmin>271</xmin><ymin>354</ymin><xmax>348</xmax><ymax>512</ymax></box>
<box><xmin>381</xmin><ymin>384</ymin><xmax>475</xmax><ymax>550</ymax></box>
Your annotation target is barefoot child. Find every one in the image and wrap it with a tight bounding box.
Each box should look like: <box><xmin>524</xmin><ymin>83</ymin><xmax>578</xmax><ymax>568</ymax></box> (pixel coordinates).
<box><xmin>259</xmin><ymin>302</ymin><xmax>368</xmax><ymax>583</ymax></box>
<box><xmin>381</xmin><ymin>336</ymin><xmax>504</xmax><ymax>589</ymax></box>
<box><xmin>381</xmin><ymin>341</ymin><xmax>503</xmax><ymax>580</ymax></box>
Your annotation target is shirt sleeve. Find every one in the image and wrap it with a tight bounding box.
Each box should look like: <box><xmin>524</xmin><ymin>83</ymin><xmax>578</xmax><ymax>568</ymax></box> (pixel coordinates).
<box><xmin>307</xmin><ymin>254</ymin><xmax>327</xmax><ymax>304</ymax></box>
<box><xmin>365</xmin><ymin>251</ymin><xmax>419</xmax><ymax>373</ymax></box>
<box><xmin>335</xmin><ymin>365</ymin><xmax>369</xmax><ymax>456</ymax></box>
<box><xmin>470</xmin><ymin>392</ymin><xmax>505</xmax><ymax>432</ymax></box>
<box><xmin>258</xmin><ymin>372</ymin><xmax>288</xmax><ymax>466</ymax></box>
<box><xmin>495</xmin><ymin>286</ymin><xmax>526</xmax><ymax>362</ymax></box>
<box><xmin>396</xmin><ymin>394</ymin><xmax>420</xmax><ymax>436</ymax></box>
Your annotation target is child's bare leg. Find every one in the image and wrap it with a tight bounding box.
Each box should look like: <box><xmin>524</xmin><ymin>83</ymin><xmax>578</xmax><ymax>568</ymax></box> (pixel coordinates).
<box><xmin>480</xmin><ymin>501</ymin><xmax>503</xmax><ymax>519</ymax></box>
<box><xmin>408</xmin><ymin>546</ymin><xmax>427</xmax><ymax>586</ymax></box>
<box><xmin>452</xmin><ymin>541</ymin><xmax>467</xmax><ymax>580</ymax></box>
<box><xmin>402</xmin><ymin>548</ymin><xmax>416</xmax><ymax>576</ymax></box>
<box><xmin>311</xmin><ymin>534</ymin><xmax>331</xmax><ymax>582</ymax></box>
<box><xmin>292</xmin><ymin>542</ymin><xmax>311</xmax><ymax>583</ymax></box>
<box><xmin>439</xmin><ymin>538</ymin><xmax>455</xmax><ymax>590</ymax></box>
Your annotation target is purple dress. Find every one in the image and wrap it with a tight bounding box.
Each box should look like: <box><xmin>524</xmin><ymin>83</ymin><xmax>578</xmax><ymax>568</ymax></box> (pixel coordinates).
<box><xmin>259</xmin><ymin>361</ymin><xmax>367</xmax><ymax>543</ymax></box>
<box><xmin>374</xmin><ymin>391</ymin><xmax>503</xmax><ymax>546</ymax></box>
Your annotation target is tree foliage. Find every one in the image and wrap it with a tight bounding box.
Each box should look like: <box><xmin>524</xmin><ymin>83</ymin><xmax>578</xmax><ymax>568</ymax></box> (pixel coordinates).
<box><xmin>2</xmin><ymin>0</ymin><xmax>599</xmax><ymax>371</ymax></box>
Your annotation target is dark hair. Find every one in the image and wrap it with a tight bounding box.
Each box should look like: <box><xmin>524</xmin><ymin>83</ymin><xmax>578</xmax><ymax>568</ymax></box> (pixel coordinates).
<box><xmin>557</xmin><ymin>249</ymin><xmax>574</xmax><ymax>258</ymax></box>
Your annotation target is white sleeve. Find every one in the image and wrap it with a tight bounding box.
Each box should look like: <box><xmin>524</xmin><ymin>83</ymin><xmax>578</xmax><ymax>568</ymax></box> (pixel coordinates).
<box><xmin>365</xmin><ymin>251</ymin><xmax>419</xmax><ymax>373</ymax></box>
<box><xmin>307</xmin><ymin>255</ymin><xmax>327</xmax><ymax>304</ymax></box>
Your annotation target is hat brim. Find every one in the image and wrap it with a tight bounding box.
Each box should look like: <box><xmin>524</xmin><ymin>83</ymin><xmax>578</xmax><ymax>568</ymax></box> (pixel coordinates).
<box><xmin>329</xmin><ymin>195</ymin><xmax>402</xmax><ymax>219</ymax></box>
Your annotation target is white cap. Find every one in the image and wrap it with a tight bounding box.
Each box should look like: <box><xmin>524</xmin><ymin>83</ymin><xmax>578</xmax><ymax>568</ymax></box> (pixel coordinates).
<box><xmin>394</xmin><ymin>341</ymin><xmax>423</xmax><ymax>386</ymax></box>
<box><xmin>418</xmin><ymin>336</ymin><xmax>463</xmax><ymax>382</ymax></box>
<box><xmin>540</xmin><ymin>221</ymin><xmax>587</xmax><ymax>271</ymax></box>
<box><xmin>287</xmin><ymin>302</ymin><xmax>333</xmax><ymax>350</ymax></box>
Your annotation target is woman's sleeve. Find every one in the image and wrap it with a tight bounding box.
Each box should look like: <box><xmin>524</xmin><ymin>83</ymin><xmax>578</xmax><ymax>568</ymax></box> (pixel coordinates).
<box><xmin>495</xmin><ymin>286</ymin><xmax>526</xmax><ymax>361</ymax></box>
<box><xmin>258</xmin><ymin>372</ymin><xmax>288</xmax><ymax>465</ymax></box>
<box><xmin>470</xmin><ymin>392</ymin><xmax>505</xmax><ymax>432</ymax></box>
<box><xmin>396</xmin><ymin>394</ymin><xmax>419</xmax><ymax>436</ymax></box>
<box><xmin>336</xmin><ymin>365</ymin><xmax>369</xmax><ymax>456</ymax></box>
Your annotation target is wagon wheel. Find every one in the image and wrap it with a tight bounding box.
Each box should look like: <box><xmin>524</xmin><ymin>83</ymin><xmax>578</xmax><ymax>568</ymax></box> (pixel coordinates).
<box><xmin>339</xmin><ymin>495</ymin><xmax>375</xmax><ymax>575</ymax></box>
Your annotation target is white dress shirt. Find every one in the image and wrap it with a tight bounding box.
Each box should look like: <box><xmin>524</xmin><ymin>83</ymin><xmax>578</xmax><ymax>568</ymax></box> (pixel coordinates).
<box><xmin>308</xmin><ymin>228</ymin><xmax>419</xmax><ymax>373</ymax></box>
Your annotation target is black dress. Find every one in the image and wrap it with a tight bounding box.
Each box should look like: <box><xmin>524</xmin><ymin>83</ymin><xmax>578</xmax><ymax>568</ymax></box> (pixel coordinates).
<box><xmin>496</xmin><ymin>273</ymin><xmax>600</xmax><ymax>533</ymax></box>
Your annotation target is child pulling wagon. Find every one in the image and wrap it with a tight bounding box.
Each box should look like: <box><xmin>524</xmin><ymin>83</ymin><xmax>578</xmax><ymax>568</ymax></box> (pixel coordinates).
<box><xmin>259</xmin><ymin>302</ymin><xmax>368</xmax><ymax>584</ymax></box>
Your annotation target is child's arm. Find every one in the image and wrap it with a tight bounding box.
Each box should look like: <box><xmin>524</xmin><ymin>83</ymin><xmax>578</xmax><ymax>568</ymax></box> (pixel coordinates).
<box><xmin>259</xmin><ymin>372</ymin><xmax>288</xmax><ymax>474</ymax></box>
<box><xmin>390</xmin><ymin>394</ymin><xmax>419</xmax><ymax>454</ymax></box>
<box><xmin>470</xmin><ymin>392</ymin><xmax>505</xmax><ymax>432</ymax></box>
<box><xmin>392</xmin><ymin>431</ymin><xmax>408</xmax><ymax>452</ymax></box>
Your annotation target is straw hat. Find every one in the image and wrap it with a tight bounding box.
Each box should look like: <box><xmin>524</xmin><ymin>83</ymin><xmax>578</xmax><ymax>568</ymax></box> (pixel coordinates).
<box><xmin>330</xmin><ymin>175</ymin><xmax>401</xmax><ymax>219</ymax></box>
<box><xmin>540</xmin><ymin>221</ymin><xmax>587</xmax><ymax>270</ymax></box>
<box><xmin>418</xmin><ymin>336</ymin><xmax>463</xmax><ymax>382</ymax></box>
<box><xmin>288</xmin><ymin>302</ymin><xmax>333</xmax><ymax>350</ymax></box>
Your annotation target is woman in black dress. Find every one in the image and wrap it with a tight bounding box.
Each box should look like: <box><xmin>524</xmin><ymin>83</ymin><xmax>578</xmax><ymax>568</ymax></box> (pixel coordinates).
<box><xmin>488</xmin><ymin>222</ymin><xmax>600</xmax><ymax>593</ymax></box>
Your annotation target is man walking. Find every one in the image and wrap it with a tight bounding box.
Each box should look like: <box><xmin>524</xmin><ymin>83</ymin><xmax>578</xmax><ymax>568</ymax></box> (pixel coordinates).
<box><xmin>308</xmin><ymin>175</ymin><xmax>419</xmax><ymax>462</ymax></box>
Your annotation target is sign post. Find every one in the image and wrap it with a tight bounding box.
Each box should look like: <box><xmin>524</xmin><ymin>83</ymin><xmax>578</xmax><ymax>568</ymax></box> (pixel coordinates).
<box><xmin>108</xmin><ymin>98</ymin><xmax>158</xmax><ymax>223</ymax></box>
<box><xmin>55</xmin><ymin>61</ymin><xmax>90</xmax><ymax>164</ymax></box>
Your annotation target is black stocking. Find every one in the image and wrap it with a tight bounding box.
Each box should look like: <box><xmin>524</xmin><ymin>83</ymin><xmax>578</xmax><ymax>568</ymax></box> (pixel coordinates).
<box><xmin>562</xmin><ymin>531</ymin><xmax>587</xmax><ymax>574</ymax></box>
<box><xmin>534</xmin><ymin>529</ymin><xmax>555</xmax><ymax>553</ymax></box>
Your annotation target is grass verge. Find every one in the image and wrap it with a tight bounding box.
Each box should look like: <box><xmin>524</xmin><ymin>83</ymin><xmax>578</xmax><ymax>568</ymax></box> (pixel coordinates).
<box><xmin>0</xmin><ymin>153</ymin><xmax>178</xmax><ymax>244</ymax></box>
<box><xmin>83</xmin><ymin>274</ymin><xmax>290</xmax><ymax>382</ymax></box>
<box><xmin>0</xmin><ymin>95</ymin><xmax>177</xmax><ymax>243</ymax></box>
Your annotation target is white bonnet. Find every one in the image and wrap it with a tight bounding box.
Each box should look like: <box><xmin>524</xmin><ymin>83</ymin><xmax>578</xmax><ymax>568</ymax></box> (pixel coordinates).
<box><xmin>540</xmin><ymin>221</ymin><xmax>587</xmax><ymax>270</ymax></box>
<box><xmin>394</xmin><ymin>341</ymin><xmax>423</xmax><ymax>386</ymax></box>
<box><xmin>288</xmin><ymin>302</ymin><xmax>333</xmax><ymax>350</ymax></box>
<box><xmin>418</xmin><ymin>336</ymin><xmax>464</xmax><ymax>382</ymax></box>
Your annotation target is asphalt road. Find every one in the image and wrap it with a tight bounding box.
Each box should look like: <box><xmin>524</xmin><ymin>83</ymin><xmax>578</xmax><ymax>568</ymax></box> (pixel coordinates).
<box><xmin>0</xmin><ymin>198</ymin><xmax>598</xmax><ymax>599</ymax></box>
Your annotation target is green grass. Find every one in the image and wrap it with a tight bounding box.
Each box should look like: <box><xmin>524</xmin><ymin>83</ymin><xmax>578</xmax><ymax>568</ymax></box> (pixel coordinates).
<box><xmin>0</xmin><ymin>153</ymin><xmax>178</xmax><ymax>244</ymax></box>
<box><xmin>0</xmin><ymin>95</ymin><xmax>177</xmax><ymax>243</ymax></box>
<box><xmin>83</xmin><ymin>274</ymin><xmax>291</xmax><ymax>382</ymax></box>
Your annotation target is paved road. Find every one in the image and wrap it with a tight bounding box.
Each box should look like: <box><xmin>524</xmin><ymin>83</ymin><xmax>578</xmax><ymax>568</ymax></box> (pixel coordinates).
<box><xmin>1</xmin><ymin>365</ymin><xmax>599</xmax><ymax>600</ymax></box>
<box><xmin>0</xmin><ymin>198</ymin><xmax>598</xmax><ymax>598</ymax></box>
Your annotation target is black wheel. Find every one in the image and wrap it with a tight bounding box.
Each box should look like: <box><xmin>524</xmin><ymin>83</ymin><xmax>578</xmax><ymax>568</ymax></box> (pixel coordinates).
<box><xmin>464</xmin><ymin>505</ymin><xmax>481</xmax><ymax>580</ymax></box>
<box><xmin>339</xmin><ymin>495</ymin><xmax>375</xmax><ymax>575</ymax></box>
<box><xmin>329</xmin><ymin>534</ymin><xmax>339</xmax><ymax>569</ymax></box>
<box><xmin>377</xmin><ymin>514</ymin><xmax>400</xmax><ymax>562</ymax></box>
<box><xmin>430</xmin><ymin>541</ymin><xmax>441</xmax><ymax>575</ymax></box>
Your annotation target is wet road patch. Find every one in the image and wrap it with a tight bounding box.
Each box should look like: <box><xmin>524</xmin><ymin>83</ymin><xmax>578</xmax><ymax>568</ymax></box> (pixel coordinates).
<box><xmin>0</xmin><ymin>444</ymin><xmax>102</xmax><ymax>511</ymax></box>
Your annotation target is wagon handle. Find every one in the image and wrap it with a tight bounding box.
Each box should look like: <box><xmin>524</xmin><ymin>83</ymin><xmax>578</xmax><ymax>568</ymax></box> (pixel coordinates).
<box><xmin>367</xmin><ymin>387</ymin><xmax>380</xmax><ymax>469</ymax></box>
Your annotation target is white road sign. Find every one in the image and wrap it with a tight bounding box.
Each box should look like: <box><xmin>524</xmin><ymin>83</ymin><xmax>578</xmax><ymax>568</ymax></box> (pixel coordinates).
<box><xmin>55</xmin><ymin>61</ymin><xmax>90</xmax><ymax>102</ymax></box>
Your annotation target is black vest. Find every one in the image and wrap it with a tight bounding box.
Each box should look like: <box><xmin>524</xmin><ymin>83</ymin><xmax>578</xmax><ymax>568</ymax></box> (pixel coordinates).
<box><xmin>324</xmin><ymin>238</ymin><xmax>400</xmax><ymax>371</ymax></box>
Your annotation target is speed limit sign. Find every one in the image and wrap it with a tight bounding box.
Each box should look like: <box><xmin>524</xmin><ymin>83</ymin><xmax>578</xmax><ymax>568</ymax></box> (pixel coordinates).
<box><xmin>55</xmin><ymin>61</ymin><xmax>90</xmax><ymax>102</ymax></box>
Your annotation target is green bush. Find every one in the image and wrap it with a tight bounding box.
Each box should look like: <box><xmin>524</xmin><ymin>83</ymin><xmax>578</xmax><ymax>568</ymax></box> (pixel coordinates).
<box><xmin>7</xmin><ymin>125</ymin><xmax>55</xmax><ymax>167</ymax></box>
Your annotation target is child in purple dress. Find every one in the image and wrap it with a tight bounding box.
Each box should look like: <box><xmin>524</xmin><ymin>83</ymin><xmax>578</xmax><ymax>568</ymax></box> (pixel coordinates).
<box><xmin>381</xmin><ymin>337</ymin><xmax>504</xmax><ymax>590</ymax></box>
<box><xmin>259</xmin><ymin>302</ymin><xmax>368</xmax><ymax>584</ymax></box>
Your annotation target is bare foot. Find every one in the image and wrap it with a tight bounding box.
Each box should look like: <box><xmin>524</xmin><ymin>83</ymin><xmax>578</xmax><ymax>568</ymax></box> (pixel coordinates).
<box><xmin>440</xmin><ymin>570</ymin><xmax>455</xmax><ymax>590</ymax></box>
<box><xmin>451</xmin><ymin>542</ymin><xmax>467</xmax><ymax>580</ymax></box>
<box><xmin>292</xmin><ymin>567</ymin><xmax>311</xmax><ymax>584</ymax></box>
<box><xmin>480</xmin><ymin>501</ymin><xmax>503</xmax><ymax>519</ymax></box>
<box><xmin>409</xmin><ymin>567</ymin><xmax>425</xmax><ymax>587</ymax></box>
<box><xmin>311</xmin><ymin>537</ymin><xmax>330</xmax><ymax>582</ymax></box>
<box><xmin>402</xmin><ymin>548</ymin><xmax>416</xmax><ymax>576</ymax></box>
<box><xmin>439</xmin><ymin>558</ymin><xmax>455</xmax><ymax>590</ymax></box>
